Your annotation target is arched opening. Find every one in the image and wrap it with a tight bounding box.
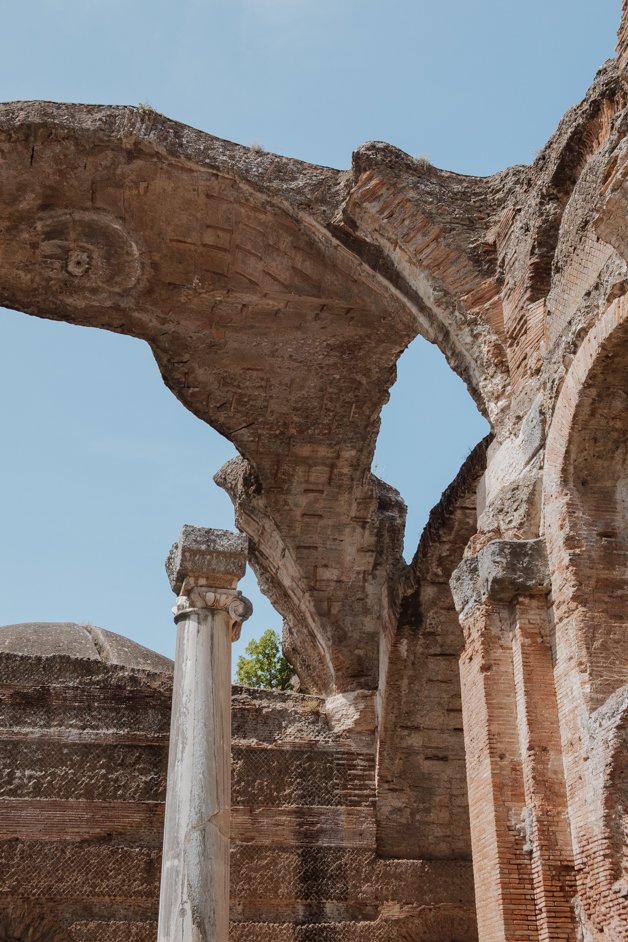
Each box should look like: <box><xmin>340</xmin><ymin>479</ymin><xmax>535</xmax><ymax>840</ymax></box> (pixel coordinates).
<box><xmin>0</xmin><ymin>103</ymin><xmax>496</xmax><ymax>942</ymax></box>
<box><xmin>544</xmin><ymin>298</ymin><xmax>628</xmax><ymax>935</ymax></box>
<box><xmin>558</xmin><ymin>323</ymin><xmax>628</xmax><ymax>934</ymax></box>
<box><xmin>373</xmin><ymin>335</ymin><xmax>489</xmax><ymax>861</ymax></box>
<box><xmin>567</xmin><ymin>345</ymin><xmax>628</xmax><ymax>710</ymax></box>
<box><xmin>373</xmin><ymin>334</ymin><xmax>489</xmax><ymax>560</ymax></box>
<box><xmin>0</xmin><ymin>102</ymin><xmax>506</xmax><ymax>697</ymax></box>
<box><xmin>0</xmin><ymin>307</ymin><xmax>281</xmax><ymax>669</ymax></box>
<box><xmin>545</xmin><ymin>304</ymin><xmax>628</xmax><ymax>712</ymax></box>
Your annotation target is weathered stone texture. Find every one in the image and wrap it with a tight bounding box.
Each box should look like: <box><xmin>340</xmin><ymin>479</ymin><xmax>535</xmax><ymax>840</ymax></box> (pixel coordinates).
<box><xmin>376</xmin><ymin>440</ymin><xmax>487</xmax><ymax>860</ymax></box>
<box><xmin>619</xmin><ymin>0</ymin><xmax>628</xmax><ymax>82</ymax></box>
<box><xmin>0</xmin><ymin>624</ymin><xmax>477</xmax><ymax>942</ymax></box>
<box><xmin>1</xmin><ymin>8</ymin><xmax>628</xmax><ymax>940</ymax></box>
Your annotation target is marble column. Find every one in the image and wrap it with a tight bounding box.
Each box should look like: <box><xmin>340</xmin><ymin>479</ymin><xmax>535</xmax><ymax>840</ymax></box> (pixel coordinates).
<box><xmin>157</xmin><ymin>526</ymin><xmax>252</xmax><ymax>942</ymax></box>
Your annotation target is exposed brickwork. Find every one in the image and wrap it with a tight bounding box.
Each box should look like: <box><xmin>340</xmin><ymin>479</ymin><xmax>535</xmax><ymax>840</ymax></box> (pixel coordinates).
<box><xmin>377</xmin><ymin>443</ymin><xmax>486</xmax><ymax>859</ymax></box>
<box><xmin>0</xmin><ymin>11</ymin><xmax>626</xmax><ymax>941</ymax></box>
<box><xmin>543</xmin><ymin>297</ymin><xmax>628</xmax><ymax>940</ymax></box>
<box><xmin>511</xmin><ymin>597</ymin><xmax>577</xmax><ymax>941</ymax></box>
<box><xmin>0</xmin><ymin>627</ymin><xmax>477</xmax><ymax>942</ymax></box>
<box><xmin>231</xmin><ymin>744</ymin><xmax>375</xmax><ymax>808</ymax></box>
<box><xmin>459</xmin><ymin>602</ymin><xmax>538</xmax><ymax>941</ymax></box>
<box><xmin>0</xmin><ymin>741</ymin><xmax>168</xmax><ymax>802</ymax></box>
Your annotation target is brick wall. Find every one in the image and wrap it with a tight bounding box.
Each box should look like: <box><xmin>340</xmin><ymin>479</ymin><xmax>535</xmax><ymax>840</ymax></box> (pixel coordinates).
<box><xmin>543</xmin><ymin>302</ymin><xmax>628</xmax><ymax>940</ymax></box>
<box><xmin>377</xmin><ymin>441</ymin><xmax>486</xmax><ymax>861</ymax></box>
<box><xmin>0</xmin><ymin>624</ymin><xmax>478</xmax><ymax>942</ymax></box>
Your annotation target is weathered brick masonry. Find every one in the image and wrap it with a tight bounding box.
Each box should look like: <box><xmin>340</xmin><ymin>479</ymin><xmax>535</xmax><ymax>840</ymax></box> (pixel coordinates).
<box><xmin>0</xmin><ymin>5</ymin><xmax>627</xmax><ymax>940</ymax></box>
<box><xmin>0</xmin><ymin>624</ymin><xmax>476</xmax><ymax>941</ymax></box>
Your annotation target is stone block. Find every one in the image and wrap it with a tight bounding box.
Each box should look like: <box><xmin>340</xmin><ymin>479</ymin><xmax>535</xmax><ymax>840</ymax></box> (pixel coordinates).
<box><xmin>166</xmin><ymin>525</ymin><xmax>248</xmax><ymax>592</ymax></box>
<box><xmin>450</xmin><ymin>538</ymin><xmax>550</xmax><ymax>616</ymax></box>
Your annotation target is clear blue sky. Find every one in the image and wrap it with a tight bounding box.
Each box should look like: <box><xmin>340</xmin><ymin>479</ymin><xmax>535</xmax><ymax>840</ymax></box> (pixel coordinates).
<box><xmin>0</xmin><ymin>1</ymin><xmax>620</xmax><ymax>665</ymax></box>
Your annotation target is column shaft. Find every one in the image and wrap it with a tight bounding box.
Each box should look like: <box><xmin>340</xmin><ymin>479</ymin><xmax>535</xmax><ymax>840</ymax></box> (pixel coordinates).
<box><xmin>157</xmin><ymin>526</ymin><xmax>251</xmax><ymax>942</ymax></box>
<box><xmin>158</xmin><ymin>606</ymin><xmax>232</xmax><ymax>942</ymax></box>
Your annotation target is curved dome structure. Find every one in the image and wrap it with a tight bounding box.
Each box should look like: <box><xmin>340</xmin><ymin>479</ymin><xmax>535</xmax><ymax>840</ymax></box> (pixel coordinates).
<box><xmin>0</xmin><ymin>622</ymin><xmax>172</xmax><ymax>674</ymax></box>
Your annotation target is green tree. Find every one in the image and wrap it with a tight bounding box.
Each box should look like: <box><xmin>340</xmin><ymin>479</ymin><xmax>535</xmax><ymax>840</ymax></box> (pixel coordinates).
<box><xmin>235</xmin><ymin>628</ymin><xmax>293</xmax><ymax>690</ymax></box>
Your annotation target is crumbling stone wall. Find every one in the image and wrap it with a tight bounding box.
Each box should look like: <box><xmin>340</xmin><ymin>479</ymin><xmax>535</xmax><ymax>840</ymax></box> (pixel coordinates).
<box><xmin>0</xmin><ymin>623</ymin><xmax>477</xmax><ymax>942</ymax></box>
<box><xmin>376</xmin><ymin>440</ymin><xmax>487</xmax><ymax>860</ymax></box>
<box><xmin>0</xmin><ymin>5</ymin><xmax>627</xmax><ymax>941</ymax></box>
<box><xmin>0</xmin><ymin>624</ymin><xmax>170</xmax><ymax>942</ymax></box>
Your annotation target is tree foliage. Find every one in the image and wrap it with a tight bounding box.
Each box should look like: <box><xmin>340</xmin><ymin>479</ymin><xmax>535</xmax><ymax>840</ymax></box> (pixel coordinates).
<box><xmin>235</xmin><ymin>628</ymin><xmax>293</xmax><ymax>690</ymax></box>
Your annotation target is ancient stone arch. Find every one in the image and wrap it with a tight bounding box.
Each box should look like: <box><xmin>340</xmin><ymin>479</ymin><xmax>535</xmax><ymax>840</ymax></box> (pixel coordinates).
<box><xmin>0</xmin><ymin>100</ymin><xmax>513</xmax><ymax>698</ymax></box>
<box><xmin>543</xmin><ymin>297</ymin><xmax>628</xmax><ymax>939</ymax></box>
<box><xmin>0</xmin><ymin>3</ymin><xmax>627</xmax><ymax>941</ymax></box>
<box><xmin>544</xmin><ymin>298</ymin><xmax>628</xmax><ymax>707</ymax></box>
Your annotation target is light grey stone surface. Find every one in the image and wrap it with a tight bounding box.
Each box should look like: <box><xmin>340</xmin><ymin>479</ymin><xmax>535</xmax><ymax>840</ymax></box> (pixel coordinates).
<box><xmin>159</xmin><ymin>528</ymin><xmax>249</xmax><ymax>942</ymax></box>
<box><xmin>166</xmin><ymin>526</ymin><xmax>248</xmax><ymax>593</ymax></box>
<box><xmin>0</xmin><ymin>622</ymin><xmax>172</xmax><ymax>673</ymax></box>
<box><xmin>158</xmin><ymin>604</ymin><xmax>233</xmax><ymax>942</ymax></box>
<box><xmin>450</xmin><ymin>539</ymin><xmax>550</xmax><ymax>616</ymax></box>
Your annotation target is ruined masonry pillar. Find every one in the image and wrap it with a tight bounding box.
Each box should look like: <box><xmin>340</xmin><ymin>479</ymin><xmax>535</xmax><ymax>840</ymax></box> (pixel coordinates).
<box><xmin>450</xmin><ymin>539</ymin><xmax>576</xmax><ymax>942</ymax></box>
<box><xmin>157</xmin><ymin>526</ymin><xmax>252</xmax><ymax>942</ymax></box>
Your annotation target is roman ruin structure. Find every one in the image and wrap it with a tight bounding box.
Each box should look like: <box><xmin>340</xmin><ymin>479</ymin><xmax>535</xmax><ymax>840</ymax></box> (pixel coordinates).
<box><xmin>158</xmin><ymin>528</ymin><xmax>252</xmax><ymax>942</ymax></box>
<box><xmin>0</xmin><ymin>4</ymin><xmax>626</xmax><ymax>940</ymax></box>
